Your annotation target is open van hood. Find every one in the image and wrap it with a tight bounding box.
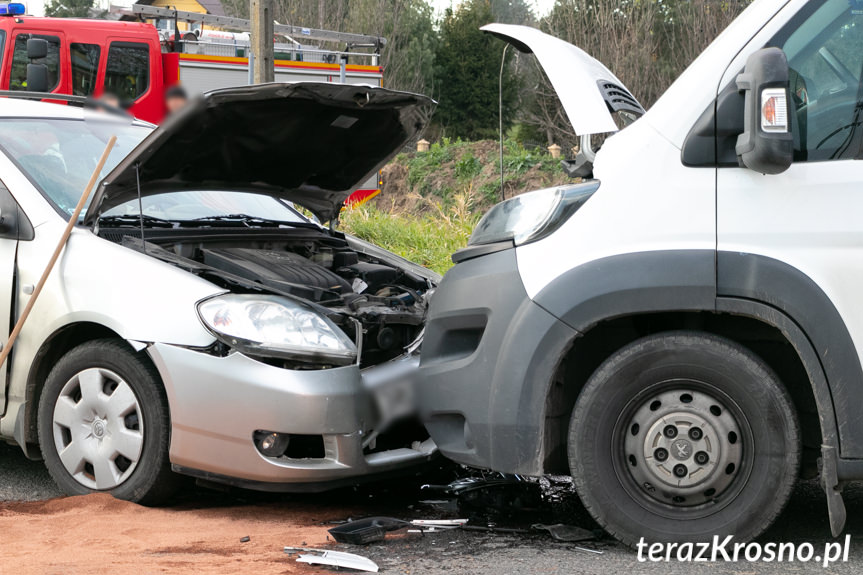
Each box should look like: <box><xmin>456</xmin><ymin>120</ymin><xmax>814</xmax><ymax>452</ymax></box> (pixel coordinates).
<box><xmin>481</xmin><ymin>23</ymin><xmax>644</xmax><ymax>135</ymax></box>
<box><xmin>84</xmin><ymin>82</ymin><xmax>434</xmax><ymax>225</ymax></box>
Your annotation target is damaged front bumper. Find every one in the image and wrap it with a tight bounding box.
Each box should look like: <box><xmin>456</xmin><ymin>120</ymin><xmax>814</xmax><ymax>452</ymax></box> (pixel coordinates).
<box><xmin>147</xmin><ymin>343</ymin><xmax>436</xmax><ymax>492</ymax></box>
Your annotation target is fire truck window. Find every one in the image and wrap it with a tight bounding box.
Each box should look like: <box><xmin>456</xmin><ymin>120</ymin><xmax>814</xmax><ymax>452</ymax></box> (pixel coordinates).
<box><xmin>70</xmin><ymin>43</ymin><xmax>100</xmax><ymax>96</ymax></box>
<box><xmin>10</xmin><ymin>34</ymin><xmax>60</xmax><ymax>92</ymax></box>
<box><xmin>104</xmin><ymin>42</ymin><xmax>149</xmax><ymax>102</ymax></box>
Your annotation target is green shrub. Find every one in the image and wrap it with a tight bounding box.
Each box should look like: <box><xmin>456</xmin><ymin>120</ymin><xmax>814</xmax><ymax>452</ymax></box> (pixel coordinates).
<box><xmin>340</xmin><ymin>194</ymin><xmax>479</xmax><ymax>275</ymax></box>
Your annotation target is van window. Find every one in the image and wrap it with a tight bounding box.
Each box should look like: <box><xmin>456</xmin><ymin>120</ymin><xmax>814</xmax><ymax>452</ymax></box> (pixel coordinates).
<box><xmin>70</xmin><ymin>43</ymin><xmax>100</xmax><ymax>96</ymax></box>
<box><xmin>104</xmin><ymin>42</ymin><xmax>149</xmax><ymax>102</ymax></box>
<box><xmin>769</xmin><ymin>0</ymin><xmax>863</xmax><ymax>161</ymax></box>
<box><xmin>9</xmin><ymin>34</ymin><xmax>60</xmax><ymax>91</ymax></box>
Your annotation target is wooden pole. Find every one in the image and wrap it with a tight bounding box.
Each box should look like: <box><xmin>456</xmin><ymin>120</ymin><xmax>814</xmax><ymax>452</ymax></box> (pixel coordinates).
<box><xmin>0</xmin><ymin>136</ymin><xmax>117</xmax><ymax>369</ymax></box>
<box><xmin>250</xmin><ymin>0</ymin><xmax>275</xmax><ymax>84</ymax></box>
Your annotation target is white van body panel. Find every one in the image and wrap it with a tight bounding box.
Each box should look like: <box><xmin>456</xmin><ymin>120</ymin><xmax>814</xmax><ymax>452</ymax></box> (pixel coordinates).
<box><xmin>516</xmin><ymin>0</ymin><xmax>810</xmax><ymax>299</ymax></box>
<box><xmin>516</xmin><ymin>120</ymin><xmax>716</xmax><ymax>298</ymax></box>
<box><xmin>718</xmin><ymin>145</ymin><xmax>863</xmax><ymax>382</ymax></box>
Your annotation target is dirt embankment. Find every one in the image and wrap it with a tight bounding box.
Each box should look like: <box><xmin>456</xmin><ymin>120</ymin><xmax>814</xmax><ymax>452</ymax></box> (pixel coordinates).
<box><xmin>369</xmin><ymin>140</ymin><xmax>571</xmax><ymax>215</ymax></box>
<box><xmin>0</xmin><ymin>493</ymin><xmax>345</xmax><ymax>575</ymax></box>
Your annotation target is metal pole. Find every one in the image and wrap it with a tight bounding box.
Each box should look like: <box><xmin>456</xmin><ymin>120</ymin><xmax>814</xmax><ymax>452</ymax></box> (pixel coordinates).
<box><xmin>250</xmin><ymin>0</ymin><xmax>274</xmax><ymax>83</ymax></box>
<box><xmin>248</xmin><ymin>49</ymin><xmax>255</xmax><ymax>85</ymax></box>
<box><xmin>499</xmin><ymin>43</ymin><xmax>509</xmax><ymax>202</ymax></box>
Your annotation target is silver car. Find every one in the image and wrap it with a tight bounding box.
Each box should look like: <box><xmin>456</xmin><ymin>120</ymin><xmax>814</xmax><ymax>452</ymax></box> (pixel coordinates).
<box><xmin>0</xmin><ymin>83</ymin><xmax>438</xmax><ymax>503</ymax></box>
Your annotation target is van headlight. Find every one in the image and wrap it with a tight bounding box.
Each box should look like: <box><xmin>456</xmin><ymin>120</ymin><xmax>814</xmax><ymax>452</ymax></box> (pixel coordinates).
<box><xmin>197</xmin><ymin>294</ymin><xmax>357</xmax><ymax>366</ymax></box>
<box><xmin>468</xmin><ymin>182</ymin><xmax>598</xmax><ymax>247</ymax></box>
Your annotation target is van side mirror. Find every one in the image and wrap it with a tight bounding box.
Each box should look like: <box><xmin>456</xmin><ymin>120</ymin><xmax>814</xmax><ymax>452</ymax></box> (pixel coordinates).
<box><xmin>735</xmin><ymin>47</ymin><xmax>793</xmax><ymax>174</ymax></box>
<box><xmin>25</xmin><ymin>38</ymin><xmax>49</xmax><ymax>93</ymax></box>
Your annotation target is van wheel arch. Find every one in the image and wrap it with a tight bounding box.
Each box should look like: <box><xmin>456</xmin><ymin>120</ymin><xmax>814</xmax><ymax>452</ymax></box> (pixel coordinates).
<box><xmin>542</xmin><ymin>305</ymin><xmax>832</xmax><ymax>479</ymax></box>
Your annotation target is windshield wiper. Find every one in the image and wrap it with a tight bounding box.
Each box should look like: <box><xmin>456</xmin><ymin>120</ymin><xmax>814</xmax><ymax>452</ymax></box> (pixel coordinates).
<box><xmin>181</xmin><ymin>214</ymin><xmax>319</xmax><ymax>229</ymax></box>
<box><xmin>98</xmin><ymin>214</ymin><xmax>176</xmax><ymax>228</ymax></box>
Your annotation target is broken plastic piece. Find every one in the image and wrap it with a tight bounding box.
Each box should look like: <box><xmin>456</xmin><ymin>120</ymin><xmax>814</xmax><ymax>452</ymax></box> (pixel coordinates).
<box><xmin>328</xmin><ymin>517</ymin><xmax>409</xmax><ymax>544</ymax></box>
<box><xmin>410</xmin><ymin>519</ymin><xmax>468</xmax><ymax>529</ymax></box>
<box><xmin>284</xmin><ymin>547</ymin><xmax>379</xmax><ymax>572</ymax></box>
<box><xmin>532</xmin><ymin>523</ymin><xmax>595</xmax><ymax>542</ymax></box>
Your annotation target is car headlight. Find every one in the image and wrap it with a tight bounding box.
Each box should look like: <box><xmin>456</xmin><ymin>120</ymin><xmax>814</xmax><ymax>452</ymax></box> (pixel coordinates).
<box><xmin>468</xmin><ymin>182</ymin><xmax>598</xmax><ymax>247</ymax></box>
<box><xmin>197</xmin><ymin>294</ymin><xmax>357</xmax><ymax>366</ymax></box>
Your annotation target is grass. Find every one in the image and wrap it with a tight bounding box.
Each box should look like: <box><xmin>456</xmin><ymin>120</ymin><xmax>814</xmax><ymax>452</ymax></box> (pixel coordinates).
<box><xmin>341</xmin><ymin>138</ymin><xmax>569</xmax><ymax>275</ymax></box>
<box><xmin>340</xmin><ymin>191</ymin><xmax>480</xmax><ymax>276</ymax></box>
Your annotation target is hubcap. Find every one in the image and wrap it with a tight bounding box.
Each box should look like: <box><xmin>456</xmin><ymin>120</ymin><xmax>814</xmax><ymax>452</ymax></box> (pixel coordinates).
<box><xmin>622</xmin><ymin>387</ymin><xmax>743</xmax><ymax>508</ymax></box>
<box><xmin>52</xmin><ymin>368</ymin><xmax>144</xmax><ymax>490</ymax></box>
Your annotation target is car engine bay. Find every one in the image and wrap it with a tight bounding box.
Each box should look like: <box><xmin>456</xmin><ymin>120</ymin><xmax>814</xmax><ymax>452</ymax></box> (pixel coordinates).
<box><xmin>98</xmin><ymin>226</ymin><xmax>433</xmax><ymax>368</ymax></box>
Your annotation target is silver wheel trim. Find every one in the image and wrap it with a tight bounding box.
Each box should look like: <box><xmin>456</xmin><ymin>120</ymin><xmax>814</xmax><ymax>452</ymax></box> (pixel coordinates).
<box><xmin>622</xmin><ymin>387</ymin><xmax>744</xmax><ymax>508</ymax></box>
<box><xmin>52</xmin><ymin>368</ymin><xmax>145</xmax><ymax>490</ymax></box>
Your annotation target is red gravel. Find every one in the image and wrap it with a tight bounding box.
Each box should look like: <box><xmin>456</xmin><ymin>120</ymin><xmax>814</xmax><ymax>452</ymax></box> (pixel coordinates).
<box><xmin>0</xmin><ymin>493</ymin><xmax>347</xmax><ymax>574</ymax></box>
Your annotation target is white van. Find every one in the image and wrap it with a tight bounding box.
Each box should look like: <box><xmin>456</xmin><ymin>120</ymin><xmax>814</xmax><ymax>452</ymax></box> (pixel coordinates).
<box><xmin>418</xmin><ymin>0</ymin><xmax>862</xmax><ymax>545</ymax></box>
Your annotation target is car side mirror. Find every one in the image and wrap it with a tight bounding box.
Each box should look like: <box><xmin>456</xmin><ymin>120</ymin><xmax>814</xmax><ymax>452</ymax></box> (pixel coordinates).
<box><xmin>25</xmin><ymin>38</ymin><xmax>49</xmax><ymax>93</ymax></box>
<box><xmin>735</xmin><ymin>47</ymin><xmax>793</xmax><ymax>174</ymax></box>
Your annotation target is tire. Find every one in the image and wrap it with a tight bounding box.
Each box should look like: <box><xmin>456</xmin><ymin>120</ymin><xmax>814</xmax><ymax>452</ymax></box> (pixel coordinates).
<box><xmin>38</xmin><ymin>339</ymin><xmax>178</xmax><ymax>505</ymax></box>
<box><xmin>569</xmin><ymin>331</ymin><xmax>800</xmax><ymax>546</ymax></box>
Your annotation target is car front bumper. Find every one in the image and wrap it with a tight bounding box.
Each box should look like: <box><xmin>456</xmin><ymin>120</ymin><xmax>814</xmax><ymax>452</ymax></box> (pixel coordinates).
<box><xmin>417</xmin><ymin>248</ymin><xmax>578</xmax><ymax>476</ymax></box>
<box><xmin>148</xmin><ymin>343</ymin><xmax>436</xmax><ymax>491</ymax></box>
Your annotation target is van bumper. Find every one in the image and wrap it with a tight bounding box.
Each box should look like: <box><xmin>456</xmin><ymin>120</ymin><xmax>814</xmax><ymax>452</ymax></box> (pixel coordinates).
<box><xmin>417</xmin><ymin>249</ymin><xmax>578</xmax><ymax>476</ymax></box>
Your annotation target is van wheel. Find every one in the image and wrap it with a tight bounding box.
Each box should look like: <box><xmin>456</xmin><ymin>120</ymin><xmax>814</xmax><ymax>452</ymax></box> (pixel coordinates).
<box><xmin>38</xmin><ymin>339</ymin><xmax>178</xmax><ymax>505</ymax></box>
<box><xmin>568</xmin><ymin>332</ymin><xmax>800</xmax><ymax>546</ymax></box>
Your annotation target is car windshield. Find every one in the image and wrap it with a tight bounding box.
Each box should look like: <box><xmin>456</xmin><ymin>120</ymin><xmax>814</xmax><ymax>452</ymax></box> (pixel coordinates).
<box><xmin>102</xmin><ymin>190</ymin><xmax>310</xmax><ymax>224</ymax></box>
<box><xmin>0</xmin><ymin>117</ymin><xmax>149</xmax><ymax>219</ymax></box>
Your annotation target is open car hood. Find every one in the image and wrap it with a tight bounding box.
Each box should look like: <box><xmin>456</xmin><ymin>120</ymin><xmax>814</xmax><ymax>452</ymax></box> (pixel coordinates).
<box><xmin>481</xmin><ymin>23</ymin><xmax>644</xmax><ymax>135</ymax></box>
<box><xmin>84</xmin><ymin>82</ymin><xmax>435</xmax><ymax>224</ymax></box>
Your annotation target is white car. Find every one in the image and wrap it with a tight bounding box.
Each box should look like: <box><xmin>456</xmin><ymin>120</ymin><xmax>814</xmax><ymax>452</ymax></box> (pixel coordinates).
<box><xmin>0</xmin><ymin>82</ymin><xmax>438</xmax><ymax>503</ymax></box>
<box><xmin>419</xmin><ymin>0</ymin><xmax>863</xmax><ymax>545</ymax></box>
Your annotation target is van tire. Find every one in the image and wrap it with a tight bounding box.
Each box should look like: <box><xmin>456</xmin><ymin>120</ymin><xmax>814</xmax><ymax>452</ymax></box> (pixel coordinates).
<box><xmin>568</xmin><ymin>331</ymin><xmax>800</xmax><ymax>546</ymax></box>
<box><xmin>38</xmin><ymin>339</ymin><xmax>178</xmax><ymax>505</ymax></box>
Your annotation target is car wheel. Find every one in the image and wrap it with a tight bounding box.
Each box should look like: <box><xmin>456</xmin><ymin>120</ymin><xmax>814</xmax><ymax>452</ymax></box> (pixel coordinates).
<box><xmin>38</xmin><ymin>339</ymin><xmax>178</xmax><ymax>505</ymax></box>
<box><xmin>568</xmin><ymin>331</ymin><xmax>800</xmax><ymax>546</ymax></box>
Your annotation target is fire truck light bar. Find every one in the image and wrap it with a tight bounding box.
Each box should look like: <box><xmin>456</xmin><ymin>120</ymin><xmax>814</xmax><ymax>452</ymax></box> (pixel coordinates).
<box><xmin>0</xmin><ymin>3</ymin><xmax>25</xmax><ymax>15</ymax></box>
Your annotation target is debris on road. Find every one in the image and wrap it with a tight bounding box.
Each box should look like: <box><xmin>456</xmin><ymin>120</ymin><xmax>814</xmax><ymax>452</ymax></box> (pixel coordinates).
<box><xmin>239</xmin><ymin>536</ymin><xmax>251</xmax><ymax>543</ymax></box>
<box><xmin>328</xmin><ymin>517</ymin><xmax>409</xmax><ymax>544</ymax></box>
<box><xmin>330</xmin><ymin>517</ymin><xmax>471</xmax><ymax>543</ymax></box>
<box><xmin>531</xmin><ymin>523</ymin><xmax>595</xmax><ymax>542</ymax></box>
<box><xmin>285</xmin><ymin>547</ymin><xmax>380</xmax><ymax>572</ymax></box>
<box><xmin>422</xmin><ymin>474</ymin><xmax>543</xmax><ymax>518</ymax></box>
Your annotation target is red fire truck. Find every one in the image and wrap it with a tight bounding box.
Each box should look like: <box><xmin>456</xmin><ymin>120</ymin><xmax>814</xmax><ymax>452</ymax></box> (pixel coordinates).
<box><xmin>0</xmin><ymin>3</ymin><xmax>385</xmax><ymax>125</ymax></box>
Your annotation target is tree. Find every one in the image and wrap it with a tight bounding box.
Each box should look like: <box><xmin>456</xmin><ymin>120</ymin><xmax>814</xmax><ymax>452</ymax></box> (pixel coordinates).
<box><xmin>44</xmin><ymin>0</ymin><xmax>95</xmax><ymax>17</ymax></box>
<box><xmin>490</xmin><ymin>0</ymin><xmax>535</xmax><ymax>25</ymax></box>
<box><xmin>519</xmin><ymin>0</ymin><xmax>751</xmax><ymax>148</ymax></box>
<box><xmin>433</xmin><ymin>0</ymin><xmax>517</xmax><ymax>140</ymax></box>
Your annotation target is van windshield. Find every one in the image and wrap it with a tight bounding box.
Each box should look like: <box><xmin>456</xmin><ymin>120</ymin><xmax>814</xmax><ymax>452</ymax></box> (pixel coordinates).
<box><xmin>0</xmin><ymin>117</ymin><xmax>150</xmax><ymax>218</ymax></box>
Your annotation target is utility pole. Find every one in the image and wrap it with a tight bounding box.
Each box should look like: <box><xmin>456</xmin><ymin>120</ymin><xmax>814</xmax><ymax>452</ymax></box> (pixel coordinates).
<box><xmin>250</xmin><ymin>0</ymin><xmax>274</xmax><ymax>84</ymax></box>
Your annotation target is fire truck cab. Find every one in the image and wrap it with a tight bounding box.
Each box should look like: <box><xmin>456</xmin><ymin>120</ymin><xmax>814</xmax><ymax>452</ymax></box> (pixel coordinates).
<box><xmin>0</xmin><ymin>6</ymin><xmax>173</xmax><ymax>123</ymax></box>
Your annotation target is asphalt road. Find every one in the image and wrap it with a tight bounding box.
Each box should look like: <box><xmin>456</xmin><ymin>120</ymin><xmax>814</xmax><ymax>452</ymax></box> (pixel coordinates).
<box><xmin>1</xmin><ymin>441</ymin><xmax>862</xmax><ymax>574</ymax></box>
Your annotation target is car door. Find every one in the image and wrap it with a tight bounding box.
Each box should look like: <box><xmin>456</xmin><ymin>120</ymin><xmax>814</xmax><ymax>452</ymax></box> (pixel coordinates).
<box><xmin>717</xmin><ymin>0</ymin><xmax>863</xmax><ymax>450</ymax></box>
<box><xmin>0</xmin><ymin>180</ymin><xmax>31</xmax><ymax>408</ymax></box>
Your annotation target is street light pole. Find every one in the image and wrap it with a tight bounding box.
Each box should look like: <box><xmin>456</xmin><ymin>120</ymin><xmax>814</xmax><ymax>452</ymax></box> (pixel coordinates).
<box><xmin>250</xmin><ymin>0</ymin><xmax>274</xmax><ymax>84</ymax></box>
